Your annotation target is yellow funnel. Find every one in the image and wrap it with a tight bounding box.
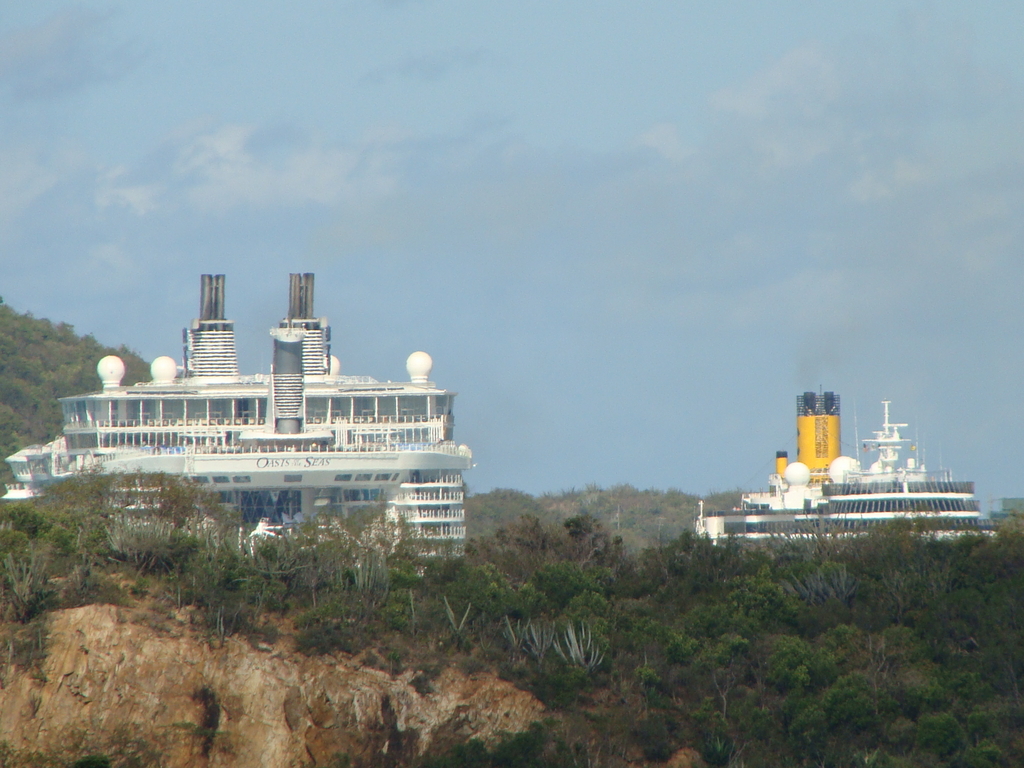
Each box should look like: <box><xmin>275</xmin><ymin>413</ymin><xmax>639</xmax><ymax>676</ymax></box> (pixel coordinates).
<box><xmin>796</xmin><ymin>392</ymin><xmax>840</xmax><ymax>478</ymax></box>
<box><xmin>775</xmin><ymin>451</ymin><xmax>788</xmax><ymax>476</ymax></box>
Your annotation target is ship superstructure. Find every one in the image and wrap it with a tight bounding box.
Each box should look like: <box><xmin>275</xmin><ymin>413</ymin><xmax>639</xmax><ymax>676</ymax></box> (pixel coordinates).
<box><xmin>698</xmin><ymin>393</ymin><xmax>982</xmax><ymax>540</ymax></box>
<box><xmin>4</xmin><ymin>274</ymin><xmax>472</xmax><ymax>543</ymax></box>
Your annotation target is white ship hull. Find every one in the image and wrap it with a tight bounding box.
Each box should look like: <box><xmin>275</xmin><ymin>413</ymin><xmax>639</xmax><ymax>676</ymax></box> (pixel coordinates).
<box><xmin>4</xmin><ymin>273</ymin><xmax>474</xmax><ymax>543</ymax></box>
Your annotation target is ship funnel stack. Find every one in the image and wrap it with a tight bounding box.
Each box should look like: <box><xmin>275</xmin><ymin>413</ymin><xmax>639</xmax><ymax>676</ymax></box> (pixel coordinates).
<box><xmin>282</xmin><ymin>272</ymin><xmax>331</xmax><ymax>377</ymax></box>
<box><xmin>184</xmin><ymin>274</ymin><xmax>239</xmax><ymax>380</ymax></box>
<box><xmin>796</xmin><ymin>391</ymin><xmax>840</xmax><ymax>483</ymax></box>
<box><xmin>270</xmin><ymin>327</ymin><xmax>304</xmax><ymax>434</ymax></box>
<box><xmin>270</xmin><ymin>273</ymin><xmax>333</xmax><ymax>434</ymax></box>
<box><xmin>775</xmin><ymin>451</ymin><xmax>789</xmax><ymax>477</ymax></box>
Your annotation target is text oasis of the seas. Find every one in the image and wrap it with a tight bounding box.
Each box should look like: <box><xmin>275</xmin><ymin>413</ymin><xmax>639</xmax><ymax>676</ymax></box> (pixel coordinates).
<box><xmin>254</xmin><ymin>457</ymin><xmax>334</xmax><ymax>469</ymax></box>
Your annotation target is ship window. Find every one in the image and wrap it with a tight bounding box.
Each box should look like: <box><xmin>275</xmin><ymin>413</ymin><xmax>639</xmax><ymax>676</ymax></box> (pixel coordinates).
<box><xmin>186</xmin><ymin>400</ymin><xmax>207</xmax><ymax>420</ymax></box>
<box><xmin>163</xmin><ymin>400</ymin><xmax>184</xmax><ymax>421</ymax></box>
<box><xmin>330</xmin><ymin>397</ymin><xmax>351</xmax><ymax>420</ymax></box>
<box><xmin>374</xmin><ymin>473</ymin><xmax>392</xmax><ymax>481</ymax></box>
<box><xmin>99</xmin><ymin>400</ymin><xmax>115</xmax><ymax>423</ymax></box>
<box><xmin>306</xmin><ymin>397</ymin><xmax>328</xmax><ymax>422</ymax></box>
<box><xmin>74</xmin><ymin>400</ymin><xmax>88</xmax><ymax>424</ymax></box>
<box><xmin>141</xmin><ymin>400</ymin><xmax>160</xmax><ymax>422</ymax></box>
<box><xmin>334</xmin><ymin>474</ymin><xmax>352</xmax><ymax>481</ymax></box>
<box><xmin>342</xmin><ymin>488</ymin><xmax>383</xmax><ymax>502</ymax></box>
<box><xmin>212</xmin><ymin>476</ymin><xmax>230</xmax><ymax>483</ymax></box>
<box><xmin>257</xmin><ymin>398</ymin><xmax>268</xmax><ymax>421</ymax></box>
<box><xmin>354</xmin><ymin>473</ymin><xmax>373</xmax><ymax>482</ymax></box>
<box><xmin>193</xmin><ymin>476</ymin><xmax>210</xmax><ymax>483</ymax></box>
<box><xmin>377</xmin><ymin>396</ymin><xmax>397</xmax><ymax>418</ymax></box>
<box><xmin>235</xmin><ymin>399</ymin><xmax>257</xmax><ymax>421</ymax></box>
<box><xmin>398</xmin><ymin>396</ymin><xmax>427</xmax><ymax>417</ymax></box>
<box><xmin>125</xmin><ymin>400</ymin><xmax>141</xmax><ymax>422</ymax></box>
<box><xmin>283</xmin><ymin>474</ymin><xmax>302</xmax><ymax>483</ymax></box>
<box><xmin>353</xmin><ymin>397</ymin><xmax>375</xmax><ymax>417</ymax></box>
<box><xmin>431</xmin><ymin>395</ymin><xmax>451</xmax><ymax>416</ymax></box>
<box><xmin>209</xmin><ymin>399</ymin><xmax>232</xmax><ymax>421</ymax></box>
<box><xmin>69</xmin><ymin>433</ymin><xmax>99</xmax><ymax>449</ymax></box>
<box><xmin>233</xmin><ymin>476</ymin><xmax>251</xmax><ymax>483</ymax></box>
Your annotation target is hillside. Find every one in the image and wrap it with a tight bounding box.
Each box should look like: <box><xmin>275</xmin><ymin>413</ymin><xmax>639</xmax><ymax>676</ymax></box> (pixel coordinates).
<box><xmin>466</xmin><ymin>485</ymin><xmax>743</xmax><ymax>550</ymax></box>
<box><xmin>0</xmin><ymin>299</ymin><xmax>148</xmax><ymax>483</ymax></box>
<box><xmin>1</xmin><ymin>475</ymin><xmax>1022</xmax><ymax>767</ymax></box>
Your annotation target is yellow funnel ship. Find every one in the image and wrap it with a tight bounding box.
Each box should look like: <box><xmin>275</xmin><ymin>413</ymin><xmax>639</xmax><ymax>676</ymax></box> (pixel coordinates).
<box><xmin>697</xmin><ymin>395</ymin><xmax>983</xmax><ymax>540</ymax></box>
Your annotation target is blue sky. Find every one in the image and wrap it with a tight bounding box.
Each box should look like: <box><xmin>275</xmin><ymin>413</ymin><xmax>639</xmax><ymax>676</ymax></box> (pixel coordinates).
<box><xmin>2</xmin><ymin>2</ymin><xmax>1024</xmax><ymax>503</ymax></box>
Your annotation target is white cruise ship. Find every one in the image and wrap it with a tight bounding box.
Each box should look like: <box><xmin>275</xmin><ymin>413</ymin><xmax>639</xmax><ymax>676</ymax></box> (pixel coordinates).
<box><xmin>698</xmin><ymin>393</ymin><xmax>982</xmax><ymax>540</ymax></box>
<box><xmin>3</xmin><ymin>274</ymin><xmax>472</xmax><ymax>543</ymax></box>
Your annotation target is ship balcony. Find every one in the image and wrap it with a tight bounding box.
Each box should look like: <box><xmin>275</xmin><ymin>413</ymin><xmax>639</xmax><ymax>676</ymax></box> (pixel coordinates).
<box><xmin>413</xmin><ymin>524</ymin><xmax>466</xmax><ymax>540</ymax></box>
<box><xmin>400</xmin><ymin>475</ymin><xmax>464</xmax><ymax>488</ymax></box>
<box><xmin>396</xmin><ymin>506</ymin><xmax>464</xmax><ymax>523</ymax></box>
<box><xmin>306</xmin><ymin>415</ymin><xmax>450</xmax><ymax>425</ymax></box>
<box><xmin>88</xmin><ymin>418</ymin><xmax>267</xmax><ymax>428</ymax></box>
<box><xmin>391</xmin><ymin>490</ymin><xmax>465</xmax><ymax>504</ymax></box>
<box><xmin>2</xmin><ymin>483</ymin><xmax>38</xmax><ymax>500</ymax></box>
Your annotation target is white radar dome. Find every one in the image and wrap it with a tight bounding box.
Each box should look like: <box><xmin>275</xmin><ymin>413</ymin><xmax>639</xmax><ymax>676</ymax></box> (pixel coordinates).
<box><xmin>97</xmin><ymin>356</ymin><xmax>125</xmax><ymax>390</ymax></box>
<box><xmin>406</xmin><ymin>351</ymin><xmax>433</xmax><ymax>384</ymax></box>
<box><xmin>784</xmin><ymin>461</ymin><xmax>812</xmax><ymax>487</ymax></box>
<box><xmin>150</xmin><ymin>356</ymin><xmax>178</xmax><ymax>384</ymax></box>
<box><xmin>828</xmin><ymin>455</ymin><xmax>860</xmax><ymax>484</ymax></box>
<box><xmin>329</xmin><ymin>355</ymin><xmax>342</xmax><ymax>376</ymax></box>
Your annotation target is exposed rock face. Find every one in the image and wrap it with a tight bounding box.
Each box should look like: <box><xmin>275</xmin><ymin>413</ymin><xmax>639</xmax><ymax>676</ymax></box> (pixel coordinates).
<box><xmin>0</xmin><ymin>605</ymin><xmax>545</xmax><ymax>766</ymax></box>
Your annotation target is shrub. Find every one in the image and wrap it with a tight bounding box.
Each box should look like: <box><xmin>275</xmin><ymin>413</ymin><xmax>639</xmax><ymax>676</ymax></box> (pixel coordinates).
<box><xmin>916</xmin><ymin>712</ymin><xmax>965</xmax><ymax>757</ymax></box>
<box><xmin>529</xmin><ymin>562</ymin><xmax>609</xmax><ymax>613</ymax></box>
<box><xmin>634</xmin><ymin>715</ymin><xmax>672</xmax><ymax>761</ymax></box>
<box><xmin>823</xmin><ymin>674</ymin><xmax>878</xmax><ymax>733</ymax></box>
<box><xmin>531</xmin><ymin>664</ymin><xmax>589</xmax><ymax>708</ymax></box>
<box><xmin>419</xmin><ymin>722</ymin><xmax>562</xmax><ymax>768</ymax></box>
<box><xmin>700</xmin><ymin>734</ymin><xmax>734</xmax><ymax>767</ymax></box>
<box><xmin>767</xmin><ymin>636</ymin><xmax>836</xmax><ymax>693</ymax></box>
<box><xmin>963</xmin><ymin>740</ymin><xmax>1003</xmax><ymax>768</ymax></box>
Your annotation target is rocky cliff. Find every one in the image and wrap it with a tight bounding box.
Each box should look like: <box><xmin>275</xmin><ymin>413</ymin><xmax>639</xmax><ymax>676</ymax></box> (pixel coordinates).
<box><xmin>0</xmin><ymin>605</ymin><xmax>545</xmax><ymax>767</ymax></box>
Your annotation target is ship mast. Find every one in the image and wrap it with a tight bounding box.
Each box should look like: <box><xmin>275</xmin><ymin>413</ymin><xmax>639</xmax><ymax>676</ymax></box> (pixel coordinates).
<box><xmin>864</xmin><ymin>400</ymin><xmax>909</xmax><ymax>474</ymax></box>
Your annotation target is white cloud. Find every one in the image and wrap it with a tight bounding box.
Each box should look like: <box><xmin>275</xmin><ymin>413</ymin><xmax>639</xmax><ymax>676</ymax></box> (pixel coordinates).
<box><xmin>710</xmin><ymin>44</ymin><xmax>840</xmax><ymax>121</ymax></box>
<box><xmin>0</xmin><ymin>147</ymin><xmax>62</xmax><ymax>236</ymax></box>
<box><xmin>849</xmin><ymin>158</ymin><xmax>928</xmax><ymax>201</ymax></box>
<box><xmin>172</xmin><ymin>124</ymin><xmax>398</xmax><ymax>213</ymax></box>
<box><xmin>88</xmin><ymin>241</ymin><xmax>131</xmax><ymax>270</ymax></box>
<box><xmin>0</xmin><ymin>9</ymin><xmax>138</xmax><ymax>100</ymax></box>
<box><xmin>95</xmin><ymin>166</ymin><xmax>161</xmax><ymax>215</ymax></box>
<box><xmin>636</xmin><ymin>123</ymin><xmax>691</xmax><ymax>163</ymax></box>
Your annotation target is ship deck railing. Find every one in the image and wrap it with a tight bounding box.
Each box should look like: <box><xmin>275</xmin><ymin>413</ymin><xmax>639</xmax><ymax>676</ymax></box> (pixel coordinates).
<box><xmin>413</xmin><ymin>525</ymin><xmax>466</xmax><ymax>540</ymax></box>
<box><xmin>395</xmin><ymin>506</ymin><xmax>464</xmax><ymax>520</ymax></box>
<box><xmin>401</xmin><ymin>476</ymin><xmax>465</xmax><ymax>487</ymax></box>
<box><xmin>391</xmin><ymin>490</ymin><xmax>465</xmax><ymax>503</ymax></box>
<box><xmin>73</xmin><ymin>414</ymin><xmax>449</xmax><ymax>429</ymax></box>
<box><xmin>104</xmin><ymin>441</ymin><xmax>469</xmax><ymax>457</ymax></box>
